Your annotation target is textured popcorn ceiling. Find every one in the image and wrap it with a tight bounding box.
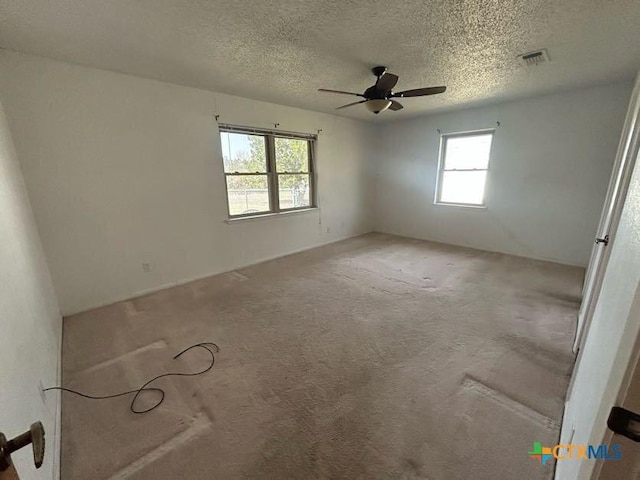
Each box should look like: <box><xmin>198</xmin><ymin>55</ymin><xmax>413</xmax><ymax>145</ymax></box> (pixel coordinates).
<box><xmin>0</xmin><ymin>0</ymin><xmax>638</xmax><ymax>121</ymax></box>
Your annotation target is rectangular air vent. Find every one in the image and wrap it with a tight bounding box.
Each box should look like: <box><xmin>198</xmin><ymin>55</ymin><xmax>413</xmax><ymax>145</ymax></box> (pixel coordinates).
<box><xmin>519</xmin><ymin>49</ymin><xmax>550</xmax><ymax>66</ymax></box>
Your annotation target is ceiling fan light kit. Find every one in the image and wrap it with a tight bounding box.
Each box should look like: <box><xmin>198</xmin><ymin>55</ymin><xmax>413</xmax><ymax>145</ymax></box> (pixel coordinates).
<box><xmin>319</xmin><ymin>66</ymin><xmax>446</xmax><ymax>115</ymax></box>
<box><xmin>365</xmin><ymin>99</ymin><xmax>392</xmax><ymax>114</ymax></box>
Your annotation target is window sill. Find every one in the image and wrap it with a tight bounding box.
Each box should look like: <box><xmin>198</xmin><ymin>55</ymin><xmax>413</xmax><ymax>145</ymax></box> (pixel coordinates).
<box><xmin>433</xmin><ymin>202</ymin><xmax>487</xmax><ymax>209</ymax></box>
<box><xmin>224</xmin><ymin>207</ymin><xmax>319</xmax><ymax>224</ymax></box>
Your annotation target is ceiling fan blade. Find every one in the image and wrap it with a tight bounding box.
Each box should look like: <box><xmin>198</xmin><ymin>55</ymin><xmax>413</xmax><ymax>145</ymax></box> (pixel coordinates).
<box><xmin>318</xmin><ymin>88</ymin><xmax>364</xmax><ymax>97</ymax></box>
<box><xmin>389</xmin><ymin>100</ymin><xmax>404</xmax><ymax>111</ymax></box>
<box><xmin>375</xmin><ymin>73</ymin><xmax>399</xmax><ymax>92</ymax></box>
<box><xmin>392</xmin><ymin>86</ymin><xmax>447</xmax><ymax>98</ymax></box>
<box><xmin>335</xmin><ymin>100</ymin><xmax>367</xmax><ymax>110</ymax></box>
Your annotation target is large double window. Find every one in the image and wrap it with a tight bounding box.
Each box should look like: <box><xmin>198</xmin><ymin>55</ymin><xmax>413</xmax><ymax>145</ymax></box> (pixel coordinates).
<box><xmin>219</xmin><ymin>126</ymin><xmax>316</xmax><ymax>218</ymax></box>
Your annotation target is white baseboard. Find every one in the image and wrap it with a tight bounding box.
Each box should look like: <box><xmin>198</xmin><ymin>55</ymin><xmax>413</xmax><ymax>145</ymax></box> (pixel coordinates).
<box><xmin>64</xmin><ymin>229</ymin><xmax>374</xmax><ymax>316</ymax></box>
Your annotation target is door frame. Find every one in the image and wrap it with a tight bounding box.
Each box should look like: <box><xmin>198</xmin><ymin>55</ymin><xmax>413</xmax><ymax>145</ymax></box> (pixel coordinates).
<box><xmin>572</xmin><ymin>75</ymin><xmax>640</xmax><ymax>354</ymax></box>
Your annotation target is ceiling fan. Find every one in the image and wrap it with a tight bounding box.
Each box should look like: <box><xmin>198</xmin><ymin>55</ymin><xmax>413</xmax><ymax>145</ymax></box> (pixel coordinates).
<box><xmin>319</xmin><ymin>66</ymin><xmax>446</xmax><ymax>114</ymax></box>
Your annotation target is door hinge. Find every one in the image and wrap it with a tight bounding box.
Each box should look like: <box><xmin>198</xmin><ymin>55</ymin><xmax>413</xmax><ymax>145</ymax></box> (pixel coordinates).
<box><xmin>595</xmin><ymin>235</ymin><xmax>609</xmax><ymax>246</ymax></box>
<box><xmin>608</xmin><ymin>406</ymin><xmax>640</xmax><ymax>442</ymax></box>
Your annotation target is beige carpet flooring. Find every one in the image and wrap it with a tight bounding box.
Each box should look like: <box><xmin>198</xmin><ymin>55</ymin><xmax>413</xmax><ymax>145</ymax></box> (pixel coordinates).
<box><xmin>61</xmin><ymin>233</ymin><xmax>582</xmax><ymax>479</ymax></box>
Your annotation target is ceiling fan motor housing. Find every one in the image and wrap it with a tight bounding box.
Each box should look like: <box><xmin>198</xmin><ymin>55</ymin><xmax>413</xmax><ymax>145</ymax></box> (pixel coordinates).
<box><xmin>364</xmin><ymin>85</ymin><xmax>389</xmax><ymax>100</ymax></box>
<box><xmin>372</xmin><ymin>66</ymin><xmax>387</xmax><ymax>77</ymax></box>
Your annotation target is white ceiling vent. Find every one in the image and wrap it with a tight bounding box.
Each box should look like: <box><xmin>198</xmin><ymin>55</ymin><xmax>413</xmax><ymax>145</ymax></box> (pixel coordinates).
<box><xmin>519</xmin><ymin>49</ymin><xmax>550</xmax><ymax>67</ymax></box>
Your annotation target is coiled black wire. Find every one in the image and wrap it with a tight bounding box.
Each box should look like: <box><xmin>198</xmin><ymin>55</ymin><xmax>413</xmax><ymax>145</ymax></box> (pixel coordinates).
<box><xmin>44</xmin><ymin>342</ymin><xmax>219</xmax><ymax>414</ymax></box>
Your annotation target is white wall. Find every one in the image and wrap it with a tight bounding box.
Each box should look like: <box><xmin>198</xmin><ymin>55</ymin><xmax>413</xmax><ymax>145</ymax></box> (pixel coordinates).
<box><xmin>0</xmin><ymin>98</ymin><xmax>61</xmax><ymax>477</ymax></box>
<box><xmin>0</xmin><ymin>50</ymin><xmax>630</xmax><ymax>321</ymax></box>
<box><xmin>555</xmin><ymin>78</ymin><xmax>640</xmax><ymax>480</ymax></box>
<box><xmin>374</xmin><ymin>83</ymin><xmax>632</xmax><ymax>266</ymax></box>
<box><xmin>0</xmin><ymin>51</ymin><xmax>377</xmax><ymax>315</ymax></box>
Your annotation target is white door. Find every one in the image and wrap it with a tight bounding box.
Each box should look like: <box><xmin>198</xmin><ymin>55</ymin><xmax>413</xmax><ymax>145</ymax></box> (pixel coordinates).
<box><xmin>556</xmin><ymin>72</ymin><xmax>640</xmax><ymax>480</ymax></box>
<box><xmin>573</xmin><ymin>75</ymin><xmax>640</xmax><ymax>354</ymax></box>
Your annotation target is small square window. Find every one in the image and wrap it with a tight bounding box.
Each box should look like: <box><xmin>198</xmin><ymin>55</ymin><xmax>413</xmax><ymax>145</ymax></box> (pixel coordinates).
<box><xmin>435</xmin><ymin>131</ymin><xmax>494</xmax><ymax>206</ymax></box>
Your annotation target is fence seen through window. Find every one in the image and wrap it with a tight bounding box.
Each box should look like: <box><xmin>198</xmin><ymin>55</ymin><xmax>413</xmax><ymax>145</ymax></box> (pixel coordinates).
<box><xmin>220</xmin><ymin>127</ymin><xmax>315</xmax><ymax>217</ymax></box>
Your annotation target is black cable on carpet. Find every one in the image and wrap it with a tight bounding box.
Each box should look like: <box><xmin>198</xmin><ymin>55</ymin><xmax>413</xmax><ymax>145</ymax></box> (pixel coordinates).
<box><xmin>44</xmin><ymin>342</ymin><xmax>219</xmax><ymax>414</ymax></box>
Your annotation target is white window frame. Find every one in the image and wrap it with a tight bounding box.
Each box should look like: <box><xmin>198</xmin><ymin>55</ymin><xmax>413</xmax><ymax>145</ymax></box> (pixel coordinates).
<box><xmin>219</xmin><ymin>124</ymin><xmax>317</xmax><ymax>219</ymax></box>
<box><xmin>434</xmin><ymin>129</ymin><xmax>495</xmax><ymax>208</ymax></box>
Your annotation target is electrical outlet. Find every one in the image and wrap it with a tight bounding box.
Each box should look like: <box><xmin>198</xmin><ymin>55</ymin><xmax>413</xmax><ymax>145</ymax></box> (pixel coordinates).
<box><xmin>142</xmin><ymin>263</ymin><xmax>151</xmax><ymax>273</ymax></box>
<box><xmin>326</xmin><ymin>226</ymin><xmax>331</xmax><ymax>234</ymax></box>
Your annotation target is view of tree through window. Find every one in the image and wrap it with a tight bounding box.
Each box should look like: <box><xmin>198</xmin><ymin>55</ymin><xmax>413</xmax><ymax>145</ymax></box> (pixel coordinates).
<box><xmin>275</xmin><ymin>138</ymin><xmax>311</xmax><ymax>210</ymax></box>
<box><xmin>220</xmin><ymin>129</ymin><xmax>315</xmax><ymax>217</ymax></box>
